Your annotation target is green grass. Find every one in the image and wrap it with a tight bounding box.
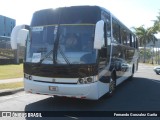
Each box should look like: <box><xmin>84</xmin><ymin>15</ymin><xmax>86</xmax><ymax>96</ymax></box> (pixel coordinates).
<box><xmin>0</xmin><ymin>82</ymin><xmax>23</xmax><ymax>90</ymax></box>
<box><xmin>0</xmin><ymin>64</ymin><xmax>23</xmax><ymax>80</ymax></box>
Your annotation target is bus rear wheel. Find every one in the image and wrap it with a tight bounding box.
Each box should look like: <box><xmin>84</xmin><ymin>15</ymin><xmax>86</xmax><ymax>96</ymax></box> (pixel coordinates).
<box><xmin>108</xmin><ymin>73</ymin><xmax>116</xmax><ymax>96</ymax></box>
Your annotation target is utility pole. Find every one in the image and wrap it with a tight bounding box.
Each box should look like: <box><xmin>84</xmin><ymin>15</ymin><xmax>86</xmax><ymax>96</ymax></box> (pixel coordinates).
<box><xmin>150</xmin><ymin>45</ymin><xmax>154</xmax><ymax>64</ymax></box>
<box><xmin>14</xmin><ymin>43</ymin><xmax>19</xmax><ymax>64</ymax></box>
<box><xmin>158</xmin><ymin>47</ymin><xmax>160</xmax><ymax>65</ymax></box>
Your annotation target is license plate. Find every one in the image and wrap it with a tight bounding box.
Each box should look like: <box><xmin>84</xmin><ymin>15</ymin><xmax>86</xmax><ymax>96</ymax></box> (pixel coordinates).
<box><xmin>49</xmin><ymin>86</ymin><xmax>58</xmax><ymax>91</ymax></box>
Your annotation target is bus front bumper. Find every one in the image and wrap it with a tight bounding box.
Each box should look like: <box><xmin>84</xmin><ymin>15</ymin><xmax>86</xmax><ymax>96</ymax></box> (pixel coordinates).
<box><xmin>24</xmin><ymin>79</ymin><xmax>100</xmax><ymax>100</ymax></box>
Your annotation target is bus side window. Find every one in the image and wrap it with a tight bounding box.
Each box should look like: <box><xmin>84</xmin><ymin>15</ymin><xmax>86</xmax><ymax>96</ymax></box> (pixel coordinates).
<box><xmin>98</xmin><ymin>47</ymin><xmax>107</xmax><ymax>70</ymax></box>
<box><xmin>130</xmin><ymin>35</ymin><xmax>133</xmax><ymax>47</ymax></box>
<box><xmin>99</xmin><ymin>11</ymin><xmax>111</xmax><ymax>70</ymax></box>
<box><xmin>135</xmin><ymin>37</ymin><xmax>138</xmax><ymax>48</ymax></box>
<box><xmin>133</xmin><ymin>36</ymin><xmax>136</xmax><ymax>48</ymax></box>
<box><xmin>112</xmin><ymin>19</ymin><xmax>120</xmax><ymax>43</ymax></box>
<box><xmin>130</xmin><ymin>35</ymin><xmax>135</xmax><ymax>48</ymax></box>
<box><xmin>121</xmin><ymin>28</ymin><xmax>127</xmax><ymax>45</ymax></box>
<box><xmin>101</xmin><ymin>11</ymin><xmax>111</xmax><ymax>37</ymax></box>
<box><xmin>126</xmin><ymin>32</ymin><xmax>130</xmax><ymax>46</ymax></box>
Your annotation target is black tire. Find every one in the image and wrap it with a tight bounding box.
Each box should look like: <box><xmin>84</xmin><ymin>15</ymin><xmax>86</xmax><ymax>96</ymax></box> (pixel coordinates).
<box><xmin>129</xmin><ymin>65</ymin><xmax>134</xmax><ymax>80</ymax></box>
<box><xmin>156</xmin><ymin>71</ymin><xmax>160</xmax><ymax>75</ymax></box>
<box><xmin>108</xmin><ymin>73</ymin><xmax>116</xmax><ymax>96</ymax></box>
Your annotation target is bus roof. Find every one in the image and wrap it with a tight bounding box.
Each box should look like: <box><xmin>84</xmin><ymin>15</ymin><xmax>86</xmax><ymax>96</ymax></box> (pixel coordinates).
<box><xmin>30</xmin><ymin>6</ymin><xmax>102</xmax><ymax>26</ymax></box>
<box><xmin>30</xmin><ymin>5</ymin><xmax>135</xmax><ymax>36</ymax></box>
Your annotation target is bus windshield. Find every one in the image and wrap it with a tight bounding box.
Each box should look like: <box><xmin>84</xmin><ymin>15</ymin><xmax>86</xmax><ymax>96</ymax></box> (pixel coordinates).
<box><xmin>26</xmin><ymin>25</ymin><xmax>55</xmax><ymax>64</ymax></box>
<box><xmin>57</xmin><ymin>24</ymin><xmax>96</xmax><ymax>64</ymax></box>
<box><xmin>25</xmin><ymin>24</ymin><xmax>97</xmax><ymax>64</ymax></box>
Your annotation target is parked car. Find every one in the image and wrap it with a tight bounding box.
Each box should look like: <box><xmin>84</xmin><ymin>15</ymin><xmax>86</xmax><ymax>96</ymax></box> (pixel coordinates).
<box><xmin>153</xmin><ymin>66</ymin><xmax>160</xmax><ymax>75</ymax></box>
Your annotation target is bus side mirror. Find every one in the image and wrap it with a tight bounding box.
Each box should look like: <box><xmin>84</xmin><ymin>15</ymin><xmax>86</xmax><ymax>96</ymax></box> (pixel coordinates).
<box><xmin>17</xmin><ymin>29</ymin><xmax>29</xmax><ymax>47</ymax></box>
<box><xmin>11</xmin><ymin>25</ymin><xmax>29</xmax><ymax>49</ymax></box>
<box><xmin>94</xmin><ymin>20</ymin><xmax>105</xmax><ymax>49</ymax></box>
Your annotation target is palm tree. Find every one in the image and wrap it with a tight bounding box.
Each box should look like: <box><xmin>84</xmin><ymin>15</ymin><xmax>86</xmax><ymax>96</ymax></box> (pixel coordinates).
<box><xmin>133</xmin><ymin>26</ymin><xmax>157</xmax><ymax>63</ymax></box>
<box><xmin>153</xmin><ymin>11</ymin><xmax>160</xmax><ymax>64</ymax></box>
<box><xmin>153</xmin><ymin>11</ymin><xmax>160</xmax><ymax>32</ymax></box>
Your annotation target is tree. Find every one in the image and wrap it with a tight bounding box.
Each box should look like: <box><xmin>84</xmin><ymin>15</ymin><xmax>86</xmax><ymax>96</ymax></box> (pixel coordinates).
<box><xmin>139</xmin><ymin>48</ymin><xmax>152</xmax><ymax>63</ymax></box>
<box><xmin>153</xmin><ymin>10</ymin><xmax>160</xmax><ymax>64</ymax></box>
<box><xmin>133</xmin><ymin>26</ymin><xmax>157</xmax><ymax>63</ymax></box>
<box><xmin>153</xmin><ymin>11</ymin><xmax>160</xmax><ymax>32</ymax></box>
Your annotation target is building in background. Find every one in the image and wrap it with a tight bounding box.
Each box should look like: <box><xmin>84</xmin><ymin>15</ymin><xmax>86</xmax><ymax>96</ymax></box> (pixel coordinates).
<box><xmin>0</xmin><ymin>15</ymin><xmax>16</xmax><ymax>64</ymax></box>
<box><xmin>0</xmin><ymin>15</ymin><xmax>16</xmax><ymax>37</ymax></box>
<box><xmin>0</xmin><ymin>15</ymin><xmax>16</xmax><ymax>49</ymax></box>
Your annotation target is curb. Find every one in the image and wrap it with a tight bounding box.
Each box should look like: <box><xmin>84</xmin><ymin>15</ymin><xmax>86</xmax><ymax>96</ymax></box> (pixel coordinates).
<box><xmin>0</xmin><ymin>87</ymin><xmax>24</xmax><ymax>96</ymax></box>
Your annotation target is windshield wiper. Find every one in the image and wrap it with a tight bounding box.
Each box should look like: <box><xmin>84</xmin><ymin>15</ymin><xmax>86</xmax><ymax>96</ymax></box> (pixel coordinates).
<box><xmin>37</xmin><ymin>46</ymin><xmax>70</xmax><ymax>65</ymax></box>
<box><xmin>38</xmin><ymin>50</ymin><xmax>53</xmax><ymax>64</ymax></box>
<box><xmin>58</xmin><ymin>46</ymin><xmax>70</xmax><ymax>64</ymax></box>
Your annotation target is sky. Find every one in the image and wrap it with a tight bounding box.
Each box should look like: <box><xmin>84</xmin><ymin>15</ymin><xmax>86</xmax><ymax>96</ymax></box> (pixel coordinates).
<box><xmin>0</xmin><ymin>0</ymin><xmax>160</xmax><ymax>37</ymax></box>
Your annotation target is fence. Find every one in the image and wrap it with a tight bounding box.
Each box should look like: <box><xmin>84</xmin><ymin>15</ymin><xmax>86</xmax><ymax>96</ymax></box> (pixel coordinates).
<box><xmin>139</xmin><ymin>47</ymin><xmax>160</xmax><ymax>64</ymax></box>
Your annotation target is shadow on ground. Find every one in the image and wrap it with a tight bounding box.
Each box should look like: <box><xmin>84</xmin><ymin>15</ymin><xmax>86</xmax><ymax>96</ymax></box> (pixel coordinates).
<box><xmin>24</xmin><ymin>77</ymin><xmax>160</xmax><ymax>120</ymax></box>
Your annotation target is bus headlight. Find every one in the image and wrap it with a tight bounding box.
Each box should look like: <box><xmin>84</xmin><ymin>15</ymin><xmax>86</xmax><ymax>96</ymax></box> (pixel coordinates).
<box><xmin>24</xmin><ymin>73</ymin><xmax>29</xmax><ymax>79</ymax></box>
<box><xmin>78</xmin><ymin>77</ymin><xmax>93</xmax><ymax>84</ymax></box>
<box><xmin>87</xmin><ymin>77</ymin><xmax>93</xmax><ymax>83</ymax></box>
<box><xmin>24</xmin><ymin>73</ymin><xmax>32</xmax><ymax>80</ymax></box>
<box><xmin>28</xmin><ymin>75</ymin><xmax>32</xmax><ymax>80</ymax></box>
<box><xmin>78</xmin><ymin>78</ymin><xmax>84</xmax><ymax>84</ymax></box>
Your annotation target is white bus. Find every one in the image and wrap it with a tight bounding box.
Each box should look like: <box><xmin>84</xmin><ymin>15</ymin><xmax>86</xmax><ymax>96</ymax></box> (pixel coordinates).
<box><xmin>11</xmin><ymin>6</ymin><xmax>139</xmax><ymax>100</ymax></box>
